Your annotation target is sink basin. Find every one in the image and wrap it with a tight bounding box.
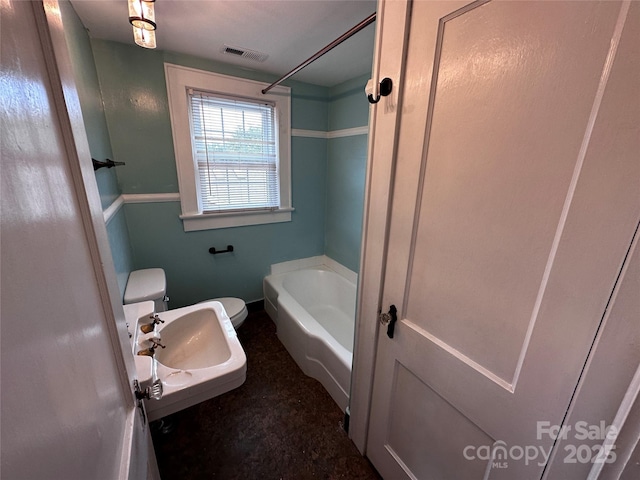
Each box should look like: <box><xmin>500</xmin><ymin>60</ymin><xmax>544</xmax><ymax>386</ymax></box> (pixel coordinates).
<box><xmin>124</xmin><ymin>300</ymin><xmax>246</xmax><ymax>421</ymax></box>
<box><xmin>155</xmin><ymin>308</ymin><xmax>231</xmax><ymax>369</ymax></box>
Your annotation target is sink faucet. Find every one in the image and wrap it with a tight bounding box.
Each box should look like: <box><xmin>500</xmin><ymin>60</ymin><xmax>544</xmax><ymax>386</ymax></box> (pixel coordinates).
<box><xmin>136</xmin><ymin>339</ymin><xmax>166</xmax><ymax>357</ymax></box>
<box><xmin>140</xmin><ymin>314</ymin><xmax>165</xmax><ymax>334</ymax></box>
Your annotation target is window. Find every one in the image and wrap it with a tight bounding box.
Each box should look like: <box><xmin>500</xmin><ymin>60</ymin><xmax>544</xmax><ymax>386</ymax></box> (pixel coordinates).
<box><xmin>190</xmin><ymin>92</ymin><xmax>279</xmax><ymax>212</ymax></box>
<box><xmin>165</xmin><ymin>64</ymin><xmax>292</xmax><ymax>231</ymax></box>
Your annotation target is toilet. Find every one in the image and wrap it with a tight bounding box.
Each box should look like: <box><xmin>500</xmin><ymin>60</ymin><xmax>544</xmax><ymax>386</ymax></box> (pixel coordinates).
<box><xmin>123</xmin><ymin>268</ymin><xmax>169</xmax><ymax>312</ymax></box>
<box><xmin>198</xmin><ymin>296</ymin><xmax>248</xmax><ymax>330</ymax></box>
<box><xmin>123</xmin><ymin>268</ymin><xmax>248</xmax><ymax>329</ymax></box>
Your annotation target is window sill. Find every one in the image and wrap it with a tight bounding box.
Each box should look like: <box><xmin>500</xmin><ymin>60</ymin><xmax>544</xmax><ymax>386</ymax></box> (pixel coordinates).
<box><xmin>180</xmin><ymin>208</ymin><xmax>294</xmax><ymax>232</ymax></box>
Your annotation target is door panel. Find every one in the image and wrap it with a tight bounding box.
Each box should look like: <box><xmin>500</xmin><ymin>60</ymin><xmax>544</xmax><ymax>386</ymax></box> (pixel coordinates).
<box><xmin>405</xmin><ymin>0</ymin><xmax>620</xmax><ymax>384</ymax></box>
<box><xmin>387</xmin><ymin>362</ymin><xmax>493</xmax><ymax>478</ymax></box>
<box><xmin>366</xmin><ymin>1</ymin><xmax>639</xmax><ymax>478</ymax></box>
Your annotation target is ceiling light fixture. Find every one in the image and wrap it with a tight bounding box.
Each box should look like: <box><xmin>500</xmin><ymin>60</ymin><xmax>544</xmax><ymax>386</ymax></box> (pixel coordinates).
<box><xmin>128</xmin><ymin>0</ymin><xmax>156</xmax><ymax>49</ymax></box>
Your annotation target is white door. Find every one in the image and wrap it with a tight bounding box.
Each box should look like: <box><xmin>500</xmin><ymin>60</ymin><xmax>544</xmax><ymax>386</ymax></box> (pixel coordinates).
<box><xmin>365</xmin><ymin>1</ymin><xmax>639</xmax><ymax>478</ymax></box>
<box><xmin>1</xmin><ymin>1</ymin><xmax>156</xmax><ymax>478</ymax></box>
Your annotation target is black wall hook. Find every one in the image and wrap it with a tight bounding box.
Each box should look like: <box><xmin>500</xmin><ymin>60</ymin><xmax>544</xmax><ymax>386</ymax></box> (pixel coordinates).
<box><xmin>209</xmin><ymin>245</ymin><xmax>234</xmax><ymax>255</ymax></box>
<box><xmin>367</xmin><ymin>77</ymin><xmax>393</xmax><ymax>104</ymax></box>
<box><xmin>93</xmin><ymin>158</ymin><xmax>125</xmax><ymax>171</ymax></box>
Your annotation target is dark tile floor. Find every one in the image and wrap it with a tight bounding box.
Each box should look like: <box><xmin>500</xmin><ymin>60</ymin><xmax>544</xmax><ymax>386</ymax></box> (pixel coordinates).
<box><xmin>150</xmin><ymin>309</ymin><xmax>381</xmax><ymax>480</ymax></box>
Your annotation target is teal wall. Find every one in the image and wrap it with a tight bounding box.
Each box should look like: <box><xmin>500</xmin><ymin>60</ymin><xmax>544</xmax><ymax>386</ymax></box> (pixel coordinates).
<box><xmin>59</xmin><ymin>1</ymin><xmax>133</xmax><ymax>298</ymax></box>
<box><xmin>59</xmin><ymin>0</ymin><xmax>118</xmax><ymax>208</ymax></box>
<box><xmin>59</xmin><ymin>6</ymin><xmax>370</xmax><ymax>307</ymax></box>
<box><xmin>91</xmin><ymin>39</ymin><xmax>329</xmax><ymax>306</ymax></box>
<box><xmin>328</xmin><ymin>74</ymin><xmax>371</xmax><ymax>131</ymax></box>
<box><xmin>325</xmin><ymin>76</ymin><xmax>370</xmax><ymax>272</ymax></box>
<box><xmin>325</xmin><ymin>136</ymin><xmax>368</xmax><ymax>272</ymax></box>
<box><xmin>106</xmin><ymin>210</ymin><xmax>135</xmax><ymax>296</ymax></box>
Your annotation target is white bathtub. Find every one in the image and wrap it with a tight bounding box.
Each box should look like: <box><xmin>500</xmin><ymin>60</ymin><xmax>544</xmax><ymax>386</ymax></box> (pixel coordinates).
<box><xmin>263</xmin><ymin>257</ymin><xmax>356</xmax><ymax>411</ymax></box>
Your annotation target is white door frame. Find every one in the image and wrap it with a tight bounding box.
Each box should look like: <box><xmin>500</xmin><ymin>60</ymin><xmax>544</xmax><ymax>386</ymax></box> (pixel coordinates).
<box><xmin>350</xmin><ymin>0</ymin><xmax>412</xmax><ymax>454</ymax></box>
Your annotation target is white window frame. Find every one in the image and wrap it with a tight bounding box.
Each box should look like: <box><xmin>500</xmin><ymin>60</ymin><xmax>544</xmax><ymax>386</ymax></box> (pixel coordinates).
<box><xmin>165</xmin><ymin>63</ymin><xmax>292</xmax><ymax>231</ymax></box>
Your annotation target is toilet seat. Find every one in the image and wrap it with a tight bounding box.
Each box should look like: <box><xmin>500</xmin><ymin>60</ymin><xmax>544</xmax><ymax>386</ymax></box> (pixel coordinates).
<box><xmin>201</xmin><ymin>297</ymin><xmax>247</xmax><ymax>329</ymax></box>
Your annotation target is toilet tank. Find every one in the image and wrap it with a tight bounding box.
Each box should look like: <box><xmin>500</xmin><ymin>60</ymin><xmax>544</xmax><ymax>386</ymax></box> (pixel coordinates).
<box><xmin>124</xmin><ymin>268</ymin><xmax>168</xmax><ymax>312</ymax></box>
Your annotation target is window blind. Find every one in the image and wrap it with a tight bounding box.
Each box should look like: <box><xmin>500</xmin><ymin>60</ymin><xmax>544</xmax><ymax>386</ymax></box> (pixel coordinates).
<box><xmin>189</xmin><ymin>91</ymin><xmax>279</xmax><ymax>213</ymax></box>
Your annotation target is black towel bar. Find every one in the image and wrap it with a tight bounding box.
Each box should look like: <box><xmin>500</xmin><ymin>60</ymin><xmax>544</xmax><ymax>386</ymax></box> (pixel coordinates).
<box><xmin>209</xmin><ymin>245</ymin><xmax>234</xmax><ymax>255</ymax></box>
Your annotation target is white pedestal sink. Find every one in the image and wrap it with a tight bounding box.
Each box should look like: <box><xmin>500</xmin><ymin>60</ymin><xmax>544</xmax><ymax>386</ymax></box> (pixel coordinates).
<box><xmin>124</xmin><ymin>300</ymin><xmax>247</xmax><ymax>421</ymax></box>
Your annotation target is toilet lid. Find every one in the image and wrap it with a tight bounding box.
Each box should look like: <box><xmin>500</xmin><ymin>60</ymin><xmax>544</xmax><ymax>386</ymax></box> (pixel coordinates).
<box><xmin>124</xmin><ymin>268</ymin><xmax>166</xmax><ymax>304</ymax></box>
<box><xmin>216</xmin><ymin>297</ymin><xmax>246</xmax><ymax>319</ymax></box>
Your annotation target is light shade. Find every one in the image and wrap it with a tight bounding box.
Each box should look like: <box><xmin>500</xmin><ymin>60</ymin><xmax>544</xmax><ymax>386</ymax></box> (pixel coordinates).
<box><xmin>133</xmin><ymin>26</ymin><xmax>156</xmax><ymax>49</ymax></box>
<box><xmin>128</xmin><ymin>0</ymin><xmax>156</xmax><ymax>31</ymax></box>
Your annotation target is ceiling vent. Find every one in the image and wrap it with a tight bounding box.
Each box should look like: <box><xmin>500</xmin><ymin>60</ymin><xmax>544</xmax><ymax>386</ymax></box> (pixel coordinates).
<box><xmin>221</xmin><ymin>45</ymin><xmax>269</xmax><ymax>63</ymax></box>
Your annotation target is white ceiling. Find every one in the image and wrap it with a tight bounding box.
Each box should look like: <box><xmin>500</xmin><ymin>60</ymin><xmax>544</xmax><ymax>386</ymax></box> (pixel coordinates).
<box><xmin>70</xmin><ymin>0</ymin><xmax>377</xmax><ymax>87</ymax></box>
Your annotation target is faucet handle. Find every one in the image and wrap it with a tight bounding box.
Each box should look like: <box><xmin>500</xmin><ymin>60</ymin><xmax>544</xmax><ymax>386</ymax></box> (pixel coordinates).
<box><xmin>149</xmin><ymin>314</ymin><xmax>165</xmax><ymax>324</ymax></box>
<box><xmin>149</xmin><ymin>339</ymin><xmax>166</xmax><ymax>350</ymax></box>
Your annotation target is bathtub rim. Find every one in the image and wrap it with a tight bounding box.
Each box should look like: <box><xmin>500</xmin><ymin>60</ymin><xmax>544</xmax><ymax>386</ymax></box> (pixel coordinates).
<box><xmin>269</xmin><ymin>254</ymin><xmax>358</xmax><ymax>285</ymax></box>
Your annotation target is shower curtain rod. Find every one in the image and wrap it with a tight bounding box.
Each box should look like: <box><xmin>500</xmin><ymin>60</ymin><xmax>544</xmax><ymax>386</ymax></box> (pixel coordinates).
<box><xmin>261</xmin><ymin>12</ymin><xmax>376</xmax><ymax>94</ymax></box>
